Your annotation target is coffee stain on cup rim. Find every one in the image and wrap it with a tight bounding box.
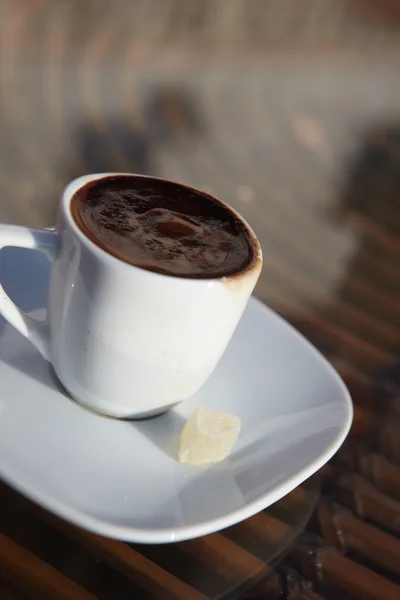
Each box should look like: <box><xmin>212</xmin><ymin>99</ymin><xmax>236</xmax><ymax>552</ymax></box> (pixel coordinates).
<box><xmin>220</xmin><ymin>236</ymin><xmax>263</xmax><ymax>292</ymax></box>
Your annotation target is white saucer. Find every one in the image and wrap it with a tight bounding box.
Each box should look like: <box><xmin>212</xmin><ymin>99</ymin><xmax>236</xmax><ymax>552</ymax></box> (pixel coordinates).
<box><xmin>0</xmin><ymin>248</ymin><xmax>352</xmax><ymax>543</ymax></box>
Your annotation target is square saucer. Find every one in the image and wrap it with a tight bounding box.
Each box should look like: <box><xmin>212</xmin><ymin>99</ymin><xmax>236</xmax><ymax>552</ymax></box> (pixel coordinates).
<box><xmin>0</xmin><ymin>247</ymin><xmax>352</xmax><ymax>543</ymax></box>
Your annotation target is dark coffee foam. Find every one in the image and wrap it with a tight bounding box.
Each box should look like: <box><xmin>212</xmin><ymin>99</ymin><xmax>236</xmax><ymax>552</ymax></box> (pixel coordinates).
<box><xmin>70</xmin><ymin>176</ymin><xmax>254</xmax><ymax>278</ymax></box>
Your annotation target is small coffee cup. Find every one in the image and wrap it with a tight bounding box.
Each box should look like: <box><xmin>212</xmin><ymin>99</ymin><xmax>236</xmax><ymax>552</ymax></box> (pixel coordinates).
<box><xmin>0</xmin><ymin>174</ymin><xmax>262</xmax><ymax>418</ymax></box>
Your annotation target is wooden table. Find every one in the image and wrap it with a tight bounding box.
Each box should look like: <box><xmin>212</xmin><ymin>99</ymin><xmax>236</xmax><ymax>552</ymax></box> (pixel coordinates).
<box><xmin>0</xmin><ymin>2</ymin><xmax>400</xmax><ymax>599</ymax></box>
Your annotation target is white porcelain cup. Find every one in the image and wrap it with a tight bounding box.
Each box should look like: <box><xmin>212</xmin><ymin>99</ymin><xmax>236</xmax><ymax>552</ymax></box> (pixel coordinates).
<box><xmin>0</xmin><ymin>174</ymin><xmax>262</xmax><ymax>418</ymax></box>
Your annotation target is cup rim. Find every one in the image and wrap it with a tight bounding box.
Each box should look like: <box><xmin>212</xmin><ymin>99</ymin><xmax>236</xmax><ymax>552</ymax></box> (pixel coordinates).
<box><xmin>61</xmin><ymin>172</ymin><xmax>263</xmax><ymax>283</ymax></box>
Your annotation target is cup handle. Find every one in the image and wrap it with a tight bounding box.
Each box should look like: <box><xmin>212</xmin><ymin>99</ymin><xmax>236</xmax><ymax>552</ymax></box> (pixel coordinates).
<box><xmin>0</xmin><ymin>224</ymin><xmax>60</xmax><ymax>361</ymax></box>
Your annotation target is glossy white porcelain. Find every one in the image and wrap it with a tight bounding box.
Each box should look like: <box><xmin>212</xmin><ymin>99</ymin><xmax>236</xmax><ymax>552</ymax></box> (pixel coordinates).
<box><xmin>0</xmin><ymin>174</ymin><xmax>262</xmax><ymax>418</ymax></box>
<box><xmin>0</xmin><ymin>248</ymin><xmax>352</xmax><ymax>543</ymax></box>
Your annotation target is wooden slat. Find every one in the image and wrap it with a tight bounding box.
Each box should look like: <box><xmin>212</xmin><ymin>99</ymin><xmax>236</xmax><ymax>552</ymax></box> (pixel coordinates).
<box><xmin>1</xmin><ymin>483</ymin><xmax>291</xmax><ymax>598</ymax></box>
<box><xmin>334</xmin><ymin>445</ymin><xmax>400</xmax><ymax>499</ymax></box>
<box><xmin>0</xmin><ymin>484</ymin><xmax>208</xmax><ymax>600</ymax></box>
<box><xmin>346</xmin><ymin>214</ymin><xmax>400</xmax><ymax>260</ymax></box>
<box><xmin>238</xmin><ymin>511</ymin><xmax>291</xmax><ymax>544</ymax></box>
<box><xmin>291</xmin><ymin>316</ymin><xmax>395</xmax><ymax>368</ymax></box>
<box><xmin>252</xmin><ymin>207</ymin><xmax>400</xmax><ymax>348</ymax></box>
<box><xmin>0</xmin><ymin>578</ymin><xmax>28</xmax><ymax>600</ymax></box>
<box><xmin>1</xmin><ymin>483</ymin><xmax>286</xmax><ymax>599</ymax></box>
<box><xmin>292</xmin><ymin>534</ymin><xmax>400</xmax><ymax>600</ymax></box>
<box><xmin>178</xmin><ymin>532</ymin><xmax>294</xmax><ymax>599</ymax></box>
<box><xmin>320</xmin><ymin>552</ymin><xmax>400</xmax><ymax>600</ymax></box>
<box><xmin>66</xmin><ymin>534</ymin><xmax>208</xmax><ymax>600</ymax></box>
<box><xmin>360</xmin><ymin>452</ymin><xmax>400</xmax><ymax>499</ymax></box>
<box><xmin>272</xmin><ymin>487</ymin><xmax>307</xmax><ymax>512</ymax></box>
<box><xmin>179</xmin><ymin>532</ymin><xmax>270</xmax><ymax>584</ymax></box>
<box><xmin>36</xmin><ymin>524</ymin><xmax>207</xmax><ymax>600</ymax></box>
<box><xmin>318</xmin><ymin>501</ymin><xmax>400</xmax><ymax>576</ymax></box>
<box><xmin>351</xmin><ymin>406</ymin><xmax>374</xmax><ymax>438</ymax></box>
<box><xmin>334</xmin><ymin>473</ymin><xmax>400</xmax><ymax>534</ymax></box>
<box><xmin>0</xmin><ymin>533</ymin><xmax>97</xmax><ymax>600</ymax></box>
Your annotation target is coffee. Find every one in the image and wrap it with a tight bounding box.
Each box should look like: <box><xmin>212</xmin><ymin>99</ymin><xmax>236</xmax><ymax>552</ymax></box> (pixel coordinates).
<box><xmin>70</xmin><ymin>175</ymin><xmax>255</xmax><ymax>278</ymax></box>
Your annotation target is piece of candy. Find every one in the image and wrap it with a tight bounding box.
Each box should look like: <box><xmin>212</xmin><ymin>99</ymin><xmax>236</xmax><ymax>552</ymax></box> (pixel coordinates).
<box><xmin>178</xmin><ymin>407</ymin><xmax>241</xmax><ymax>465</ymax></box>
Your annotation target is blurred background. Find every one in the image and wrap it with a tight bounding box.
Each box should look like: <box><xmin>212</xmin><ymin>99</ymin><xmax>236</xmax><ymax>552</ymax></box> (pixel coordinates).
<box><xmin>1</xmin><ymin>0</ymin><xmax>399</xmax><ymax>367</ymax></box>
